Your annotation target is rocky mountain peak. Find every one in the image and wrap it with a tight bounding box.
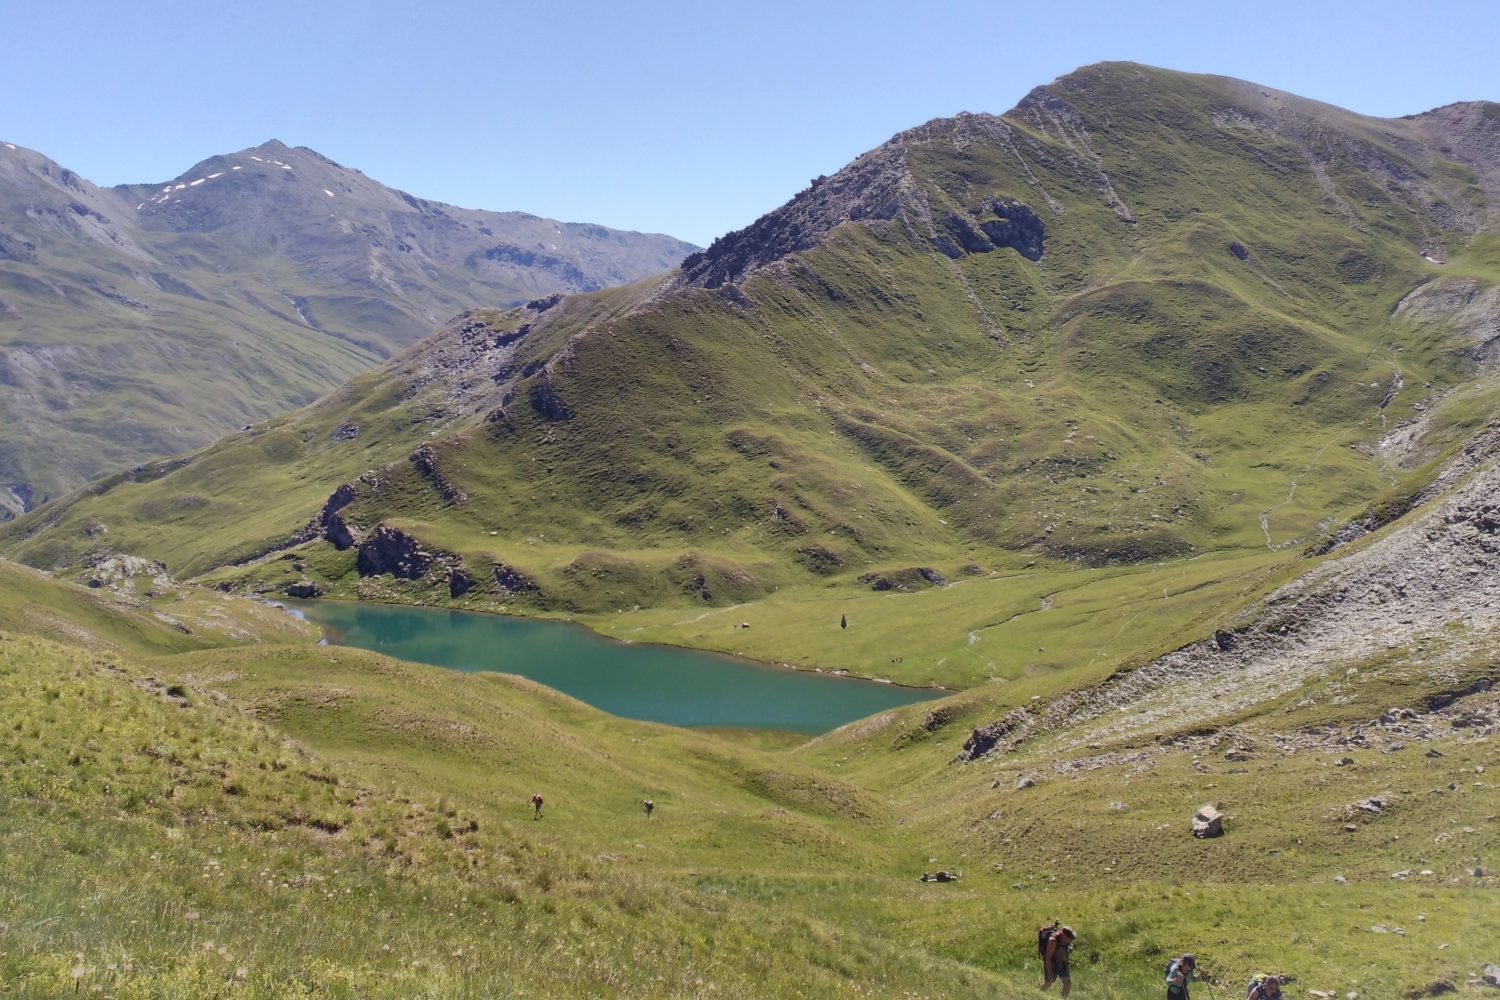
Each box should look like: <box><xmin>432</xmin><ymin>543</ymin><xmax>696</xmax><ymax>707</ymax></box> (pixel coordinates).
<box><xmin>116</xmin><ymin>139</ymin><xmax>374</xmax><ymax>231</ymax></box>
<box><xmin>680</xmin><ymin>137</ymin><xmax>915</xmax><ymax>289</ymax></box>
<box><xmin>1404</xmin><ymin>101</ymin><xmax>1500</xmax><ymax>229</ymax></box>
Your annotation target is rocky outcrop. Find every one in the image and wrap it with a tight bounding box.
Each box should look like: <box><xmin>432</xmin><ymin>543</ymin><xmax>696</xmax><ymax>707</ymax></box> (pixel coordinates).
<box><xmin>456</xmin><ymin>313</ymin><xmax>533</xmax><ymax>351</ymax></box>
<box><xmin>356</xmin><ymin>525</ymin><xmax>435</xmax><ymax>580</ymax></box>
<box><xmin>320</xmin><ymin>483</ymin><xmax>359</xmax><ymax>550</ymax></box>
<box><xmin>492</xmin><ymin>563</ymin><xmax>539</xmax><ymax>596</ymax></box>
<box><xmin>859</xmin><ymin>567</ymin><xmax>948</xmax><ymax>592</ymax></box>
<box><xmin>958</xmin><ymin>707</ymin><xmax>1032</xmax><ymax>762</ymax></box>
<box><xmin>680</xmin><ymin>141</ymin><xmax>913</xmax><ymax>289</ymax></box>
<box><xmin>79</xmin><ymin>553</ymin><xmax>177</xmax><ymax>597</ymax></box>
<box><xmin>285</xmin><ymin>580</ymin><xmax>324</xmax><ymax>599</ymax></box>
<box><xmin>936</xmin><ymin>199</ymin><xmax>1046</xmax><ymax>261</ymax></box>
<box><xmin>0</xmin><ymin>482</ymin><xmax>32</xmax><ymax>519</ymax></box>
<box><xmin>527</xmin><ymin>369</ymin><xmax>571</xmax><ymax>422</ymax></box>
<box><xmin>794</xmin><ymin>547</ymin><xmax>844</xmax><ymax>576</ymax></box>
<box><xmin>350</xmin><ymin>522</ymin><xmax>483</xmax><ymax>602</ymax></box>
<box><xmin>448</xmin><ymin>567</ymin><xmax>474</xmax><ymax>598</ymax></box>
<box><xmin>409</xmin><ymin>445</ymin><xmax>467</xmax><ymax>506</ymax></box>
<box><xmin>1313</xmin><ymin>420</ymin><xmax>1500</xmax><ymax>555</ymax></box>
<box><xmin>978</xmin><ymin>200</ymin><xmax>1046</xmax><ymax>259</ymax></box>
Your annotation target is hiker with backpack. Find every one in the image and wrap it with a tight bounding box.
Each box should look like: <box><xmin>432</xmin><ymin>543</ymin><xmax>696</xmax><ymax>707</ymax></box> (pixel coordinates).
<box><xmin>1165</xmin><ymin>954</ymin><xmax>1199</xmax><ymax>999</ymax></box>
<box><xmin>1246</xmin><ymin>974</ymin><xmax>1283</xmax><ymax>999</ymax></box>
<box><xmin>1037</xmin><ymin>922</ymin><xmax>1076</xmax><ymax>996</ymax></box>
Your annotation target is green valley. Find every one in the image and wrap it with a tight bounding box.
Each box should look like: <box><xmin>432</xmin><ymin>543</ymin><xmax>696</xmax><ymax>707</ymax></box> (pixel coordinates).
<box><xmin>2</xmin><ymin>62</ymin><xmax>1499</xmax><ymax>997</ymax></box>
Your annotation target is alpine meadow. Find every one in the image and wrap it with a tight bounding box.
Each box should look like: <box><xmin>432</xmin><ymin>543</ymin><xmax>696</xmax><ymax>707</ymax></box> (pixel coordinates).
<box><xmin>1</xmin><ymin>62</ymin><xmax>1497</xmax><ymax>998</ymax></box>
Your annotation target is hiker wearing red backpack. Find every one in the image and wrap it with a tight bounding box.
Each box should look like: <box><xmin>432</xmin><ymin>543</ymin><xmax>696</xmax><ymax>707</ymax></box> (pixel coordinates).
<box><xmin>1037</xmin><ymin>922</ymin><xmax>1076</xmax><ymax>996</ymax></box>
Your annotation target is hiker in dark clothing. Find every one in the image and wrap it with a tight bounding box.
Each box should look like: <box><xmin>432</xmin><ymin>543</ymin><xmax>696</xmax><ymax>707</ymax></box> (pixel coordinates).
<box><xmin>1166</xmin><ymin>954</ymin><xmax>1198</xmax><ymax>999</ymax></box>
<box><xmin>1038</xmin><ymin>924</ymin><xmax>1076</xmax><ymax>996</ymax></box>
<box><xmin>530</xmin><ymin>793</ymin><xmax>544</xmax><ymax>819</ymax></box>
<box><xmin>1246</xmin><ymin>974</ymin><xmax>1283</xmax><ymax>1000</ymax></box>
<box><xmin>643</xmin><ymin>799</ymin><xmax>654</xmax><ymax>818</ymax></box>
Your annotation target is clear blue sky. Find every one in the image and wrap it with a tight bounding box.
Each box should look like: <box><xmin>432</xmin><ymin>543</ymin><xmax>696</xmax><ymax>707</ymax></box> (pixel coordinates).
<box><xmin>8</xmin><ymin>0</ymin><xmax>1499</xmax><ymax>247</ymax></box>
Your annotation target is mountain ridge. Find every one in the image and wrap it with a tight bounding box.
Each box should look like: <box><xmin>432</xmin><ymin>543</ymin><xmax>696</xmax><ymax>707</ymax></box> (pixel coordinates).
<box><xmin>0</xmin><ymin>138</ymin><xmax>697</xmax><ymax>513</ymax></box>
<box><xmin>681</xmin><ymin>62</ymin><xmax>1496</xmax><ymax>299</ymax></box>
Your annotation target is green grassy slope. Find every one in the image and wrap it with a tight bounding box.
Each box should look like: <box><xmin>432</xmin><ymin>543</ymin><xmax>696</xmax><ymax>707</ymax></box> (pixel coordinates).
<box><xmin>3</xmin><ymin>583</ymin><xmax>1493</xmax><ymax>997</ymax></box>
<box><xmin>0</xmin><ymin>557</ymin><xmax>311</xmax><ymax>656</ymax></box>
<box><xmin>0</xmin><ymin>636</ymin><xmax>1016</xmax><ymax>998</ymax></box>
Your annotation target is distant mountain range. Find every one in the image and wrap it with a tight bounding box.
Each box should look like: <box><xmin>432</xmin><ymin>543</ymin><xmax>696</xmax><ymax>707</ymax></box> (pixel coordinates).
<box><xmin>0</xmin><ymin>138</ymin><xmax>697</xmax><ymax>514</ymax></box>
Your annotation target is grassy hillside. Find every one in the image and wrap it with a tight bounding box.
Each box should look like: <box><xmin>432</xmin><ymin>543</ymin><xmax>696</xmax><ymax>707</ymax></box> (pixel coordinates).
<box><xmin>0</xmin><ymin>557</ymin><xmax>310</xmax><ymax>656</ymax></box>
<box><xmin>3</xmin><ymin>555</ymin><xmax>1495</xmax><ymax>996</ymax></box>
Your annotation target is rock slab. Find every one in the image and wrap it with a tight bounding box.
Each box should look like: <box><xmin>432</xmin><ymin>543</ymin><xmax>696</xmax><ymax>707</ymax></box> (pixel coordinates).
<box><xmin>1191</xmin><ymin>804</ymin><xmax>1224</xmax><ymax>838</ymax></box>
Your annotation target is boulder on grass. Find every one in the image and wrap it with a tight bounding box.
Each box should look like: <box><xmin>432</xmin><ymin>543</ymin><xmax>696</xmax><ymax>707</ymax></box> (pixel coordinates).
<box><xmin>1192</xmin><ymin>804</ymin><xmax>1224</xmax><ymax>839</ymax></box>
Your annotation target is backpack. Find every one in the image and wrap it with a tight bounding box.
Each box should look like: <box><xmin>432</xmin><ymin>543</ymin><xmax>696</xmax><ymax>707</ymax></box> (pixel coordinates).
<box><xmin>1165</xmin><ymin>960</ymin><xmax>1191</xmax><ymax>998</ymax></box>
<box><xmin>1037</xmin><ymin>923</ymin><xmax>1059</xmax><ymax>958</ymax></box>
<box><xmin>1247</xmin><ymin>974</ymin><xmax>1281</xmax><ymax>999</ymax></box>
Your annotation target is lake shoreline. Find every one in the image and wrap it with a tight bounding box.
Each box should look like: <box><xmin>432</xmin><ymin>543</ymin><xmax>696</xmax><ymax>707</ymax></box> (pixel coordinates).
<box><xmin>279</xmin><ymin>595</ymin><xmax>950</xmax><ymax>694</ymax></box>
<box><xmin>283</xmin><ymin>597</ymin><xmax>944</xmax><ymax>734</ymax></box>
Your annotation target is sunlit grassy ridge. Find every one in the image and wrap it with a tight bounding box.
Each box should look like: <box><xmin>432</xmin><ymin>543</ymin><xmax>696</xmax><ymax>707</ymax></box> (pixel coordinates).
<box><xmin>0</xmin><ymin>557</ymin><xmax>311</xmax><ymax>656</ymax></box>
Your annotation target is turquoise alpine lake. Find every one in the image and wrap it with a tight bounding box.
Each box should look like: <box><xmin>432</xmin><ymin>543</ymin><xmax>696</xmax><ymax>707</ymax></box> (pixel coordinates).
<box><xmin>288</xmin><ymin>601</ymin><xmax>943</xmax><ymax>734</ymax></box>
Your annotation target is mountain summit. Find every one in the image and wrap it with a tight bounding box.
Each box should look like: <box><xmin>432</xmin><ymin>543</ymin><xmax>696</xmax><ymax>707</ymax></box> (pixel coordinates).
<box><xmin>685</xmin><ymin>62</ymin><xmax>1497</xmax><ymax>292</ymax></box>
<box><xmin>0</xmin><ymin>140</ymin><xmax>696</xmax><ymax>512</ymax></box>
<box><xmin>116</xmin><ymin>139</ymin><xmax>689</xmax><ymax>324</ymax></box>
